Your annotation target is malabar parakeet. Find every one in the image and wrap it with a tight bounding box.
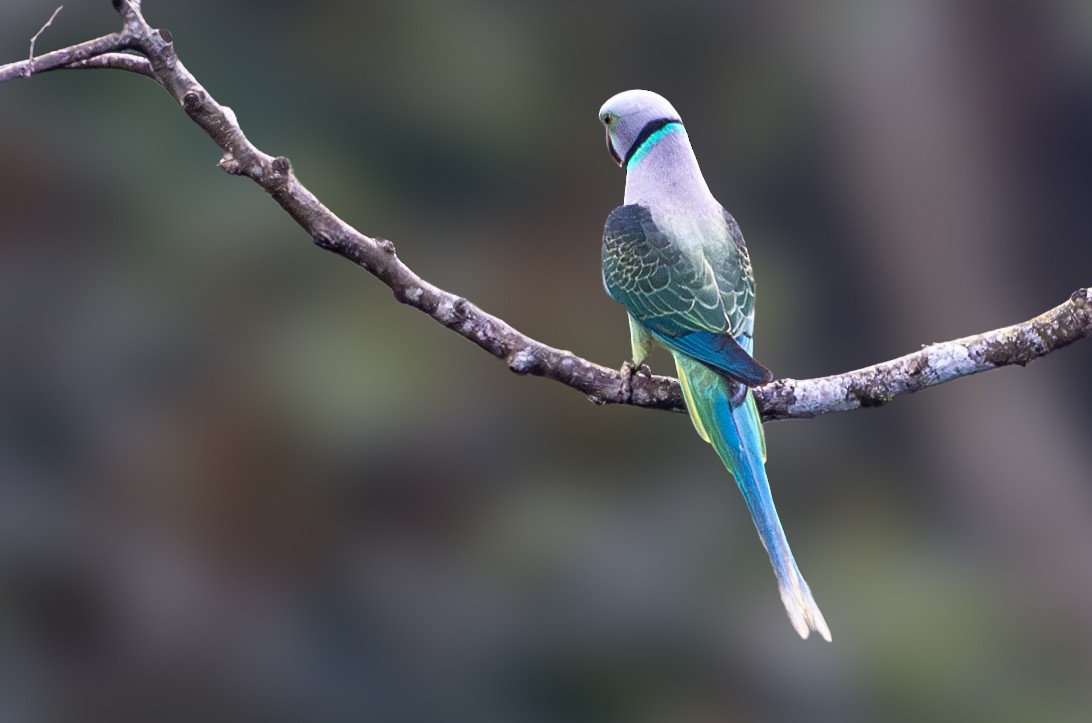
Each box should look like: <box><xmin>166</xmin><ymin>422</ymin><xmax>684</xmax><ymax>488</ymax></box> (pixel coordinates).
<box><xmin>598</xmin><ymin>89</ymin><xmax>830</xmax><ymax>641</ymax></box>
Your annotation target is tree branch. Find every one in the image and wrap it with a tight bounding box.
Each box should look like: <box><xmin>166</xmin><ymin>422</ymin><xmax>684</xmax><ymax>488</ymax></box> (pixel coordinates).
<box><xmin>25</xmin><ymin>5</ymin><xmax>64</xmax><ymax>78</ymax></box>
<box><xmin>0</xmin><ymin>30</ymin><xmax>133</xmax><ymax>83</ymax></box>
<box><xmin>53</xmin><ymin>51</ymin><xmax>156</xmax><ymax>79</ymax></box>
<box><xmin>759</xmin><ymin>288</ymin><xmax>1092</xmax><ymax>420</ymax></box>
<box><xmin>2</xmin><ymin>1</ymin><xmax>1089</xmax><ymax>422</ymax></box>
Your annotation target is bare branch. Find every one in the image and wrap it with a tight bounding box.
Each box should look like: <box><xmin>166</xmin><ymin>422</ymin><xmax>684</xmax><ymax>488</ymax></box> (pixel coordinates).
<box><xmin>26</xmin><ymin>5</ymin><xmax>64</xmax><ymax>78</ymax></box>
<box><xmin>57</xmin><ymin>52</ymin><xmax>156</xmax><ymax>79</ymax></box>
<box><xmin>0</xmin><ymin>31</ymin><xmax>132</xmax><ymax>83</ymax></box>
<box><xmin>2</xmin><ymin>1</ymin><xmax>1090</xmax><ymax>424</ymax></box>
<box><xmin>759</xmin><ymin>288</ymin><xmax>1092</xmax><ymax>420</ymax></box>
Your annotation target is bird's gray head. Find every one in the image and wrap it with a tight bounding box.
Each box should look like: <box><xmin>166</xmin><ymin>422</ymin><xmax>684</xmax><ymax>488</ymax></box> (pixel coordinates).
<box><xmin>598</xmin><ymin>90</ymin><xmax>683</xmax><ymax>169</ymax></box>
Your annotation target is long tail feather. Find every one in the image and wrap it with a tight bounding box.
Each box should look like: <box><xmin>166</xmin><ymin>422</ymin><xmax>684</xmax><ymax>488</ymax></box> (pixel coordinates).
<box><xmin>674</xmin><ymin>353</ymin><xmax>831</xmax><ymax>641</ymax></box>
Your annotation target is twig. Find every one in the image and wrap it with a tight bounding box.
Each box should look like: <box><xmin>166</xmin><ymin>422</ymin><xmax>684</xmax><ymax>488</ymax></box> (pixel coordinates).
<box><xmin>0</xmin><ymin>31</ymin><xmax>133</xmax><ymax>83</ymax></box>
<box><xmin>59</xmin><ymin>52</ymin><xmax>156</xmax><ymax>80</ymax></box>
<box><xmin>1</xmin><ymin>0</ymin><xmax>1090</xmax><ymax>423</ymax></box>
<box><xmin>25</xmin><ymin>5</ymin><xmax>64</xmax><ymax>78</ymax></box>
<box><xmin>759</xmin><ymin>288</ymin><xmax>1092</xmax><ymax>420</ymax></box>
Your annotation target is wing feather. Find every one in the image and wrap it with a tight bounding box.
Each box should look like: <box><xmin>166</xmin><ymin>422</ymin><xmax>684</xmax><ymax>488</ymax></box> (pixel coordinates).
<box><xmin>602</xmin><ymin>204</ymin><xmax>771</xmax><ymax>385</ymax></box>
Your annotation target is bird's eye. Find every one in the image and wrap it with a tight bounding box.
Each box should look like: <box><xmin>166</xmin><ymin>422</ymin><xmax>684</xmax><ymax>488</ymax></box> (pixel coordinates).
<box><xmin>602</xmin><ymin>113</ymin><xmax>613</xmax><ymax>125</ymax></box>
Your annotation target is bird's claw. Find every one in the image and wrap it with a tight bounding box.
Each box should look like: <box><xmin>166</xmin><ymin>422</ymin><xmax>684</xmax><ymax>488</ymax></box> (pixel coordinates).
<box><xmin>619</xmin><ymin>360</ymin><xmax>651</xmax><ymax>403</ymax></box>
<box><xmin>619</xmin><ymin>361</ymin><xmax>634</xmax><ymax>402</ymax></box>
<box><xmin>620</xmin><ymin>361</ymin><xmax>652</xmax><ymax>377</ymax></box>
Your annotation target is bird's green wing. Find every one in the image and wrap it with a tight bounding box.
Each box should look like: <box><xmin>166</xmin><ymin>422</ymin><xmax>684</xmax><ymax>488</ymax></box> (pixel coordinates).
<box><xmin>602</xmin><ymin>204</ymin><xmax>771</xmax><ymax>385</ymax></box>
<box><xmin>710</xmin><ymin>208</ymin><xmax>757</xmax><ymax>342</ymax></box>
<box><xmin>602</xmin><ymin>204</ymin><xmax>727</xmax><ymax>334</ymax></box>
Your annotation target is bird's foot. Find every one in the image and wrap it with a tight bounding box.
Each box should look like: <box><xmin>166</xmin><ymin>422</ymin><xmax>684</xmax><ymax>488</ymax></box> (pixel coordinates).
<box><xmin>619</xmin><ymin>361</ymin><xmax>652</xmax><ymax>402</ymax></box>
<box><xmin>620</xmin><ymin>360</ymin><xmax>652</xmax><ymax>377</ymax></box>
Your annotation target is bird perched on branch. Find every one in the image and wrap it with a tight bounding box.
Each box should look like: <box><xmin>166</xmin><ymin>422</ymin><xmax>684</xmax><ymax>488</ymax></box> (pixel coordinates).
<box><xmin>598</xmin><ymin>89</ymin><xmax>830</xmax><ymax>640</ymax></box>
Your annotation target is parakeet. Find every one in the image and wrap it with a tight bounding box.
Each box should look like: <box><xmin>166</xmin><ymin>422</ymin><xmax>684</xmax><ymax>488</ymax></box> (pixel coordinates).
<box><xmin>598</xmin><ymin>89</ymin><xmax>830</xmax><ymax>641</ymax></box>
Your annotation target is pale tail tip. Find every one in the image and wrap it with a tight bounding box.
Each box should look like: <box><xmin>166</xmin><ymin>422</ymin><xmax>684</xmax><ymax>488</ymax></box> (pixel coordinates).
<box><xmin>782</xmin><ymin>583</ymin><xmax>832</xmax><ymax>642</ymax></box>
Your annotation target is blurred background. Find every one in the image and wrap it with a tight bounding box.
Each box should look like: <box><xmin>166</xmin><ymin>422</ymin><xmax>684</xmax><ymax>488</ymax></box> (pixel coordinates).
<box><xmin>2</xmin><ymin>0</ymin><xmax>1092</xmax><ymax>721</ymax></box>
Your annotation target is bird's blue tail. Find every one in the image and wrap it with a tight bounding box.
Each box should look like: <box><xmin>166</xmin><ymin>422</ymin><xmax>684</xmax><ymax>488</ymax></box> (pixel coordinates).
<box><xmin>674</xmin><ymin>352</ymin><xmax>831</xmax><ymax>641</ymax></box>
